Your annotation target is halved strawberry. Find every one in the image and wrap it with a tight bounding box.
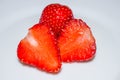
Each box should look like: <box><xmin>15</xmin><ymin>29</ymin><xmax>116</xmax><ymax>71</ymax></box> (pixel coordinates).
<box><xmin>58</xmin><ymin>19</ymin><xmax>96</xmax><ymax>62</ymax></box>
<box><xmin>40</xmin><ymin>3</ymin><xmax>73</xmax><ymax>37</ymax></box>
<box><xmin>17</xmin><ymin>24</ymin><xmax>61</xmax><ymax>73</ymax></box>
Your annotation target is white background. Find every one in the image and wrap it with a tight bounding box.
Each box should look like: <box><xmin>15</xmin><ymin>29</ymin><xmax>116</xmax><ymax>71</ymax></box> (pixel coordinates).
<box><xmin>0</xmin><ymin>0</ymin><xmax>120</xmax><ymax>80</ymax></box>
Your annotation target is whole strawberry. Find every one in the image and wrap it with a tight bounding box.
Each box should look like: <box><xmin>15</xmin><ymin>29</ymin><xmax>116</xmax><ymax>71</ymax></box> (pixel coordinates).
<box><xmin>39</xmin><ymin>3</ymin><xmax>73</xmax><ymax>37</ymax></box>
<box><xmin>58</xmin><ymin>19</ymin><xmax>96</xmax><ymax>62</ymax></box>
<box><xmin>17</xmin><ymin>24</ymin><xmax>61</xmax><ymax>73</ymax></box>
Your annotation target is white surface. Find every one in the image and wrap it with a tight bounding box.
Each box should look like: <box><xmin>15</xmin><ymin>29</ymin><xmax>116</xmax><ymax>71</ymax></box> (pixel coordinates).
<box><xmin>0</xmin><ymin>0</ymin><xmax>120</xmax><ymax>80</ymax></box>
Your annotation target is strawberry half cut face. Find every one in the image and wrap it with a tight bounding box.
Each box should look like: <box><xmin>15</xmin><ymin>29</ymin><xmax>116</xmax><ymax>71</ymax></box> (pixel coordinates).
<box><xmin>58</xmin><ymin>19</ymin><xmax>96</xmax><ymax>62</ymax></box>
<box><xmin>17</xmin><ymin>24</ymin><xmax>61</xmax><ymax>73</ymax></box>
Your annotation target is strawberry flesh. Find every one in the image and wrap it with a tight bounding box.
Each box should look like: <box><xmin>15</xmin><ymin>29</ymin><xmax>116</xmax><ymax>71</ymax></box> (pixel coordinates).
<box><xmin>58</xmin><ymin>19</ymin><xmax>96</xmax><ymax>62</ymax></box>
<box><xmin>17</xmin><ymin>24</ymin><xmax>61</xmax><ymax>73</ymax></box>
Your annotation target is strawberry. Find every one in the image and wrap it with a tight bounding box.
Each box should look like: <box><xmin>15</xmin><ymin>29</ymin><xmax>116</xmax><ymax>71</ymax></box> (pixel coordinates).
<box><xmin>17</xmin><ymin>24</ymin><xmax>61</xmax><ymax>73</ymax></box>
<box><xmin>39</xmin><ymin>3</ymin><xmax>73</xmax><ymax>37</ymax></box>
<box><xmin>58</xmin><ymin>19</ymin><xmax>96</xmax><ymax>62</ymax></box>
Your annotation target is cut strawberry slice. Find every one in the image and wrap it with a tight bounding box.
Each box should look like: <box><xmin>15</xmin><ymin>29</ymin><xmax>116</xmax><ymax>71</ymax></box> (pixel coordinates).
<box><xmin>17</xmin><ymin>24</ymin><xmax>61</xmax><ymax>73</ymax></box>
<box><xmin>58</xmin><ymin>19</ymin><xmax>96</xmax><ymax>62</ymax></box>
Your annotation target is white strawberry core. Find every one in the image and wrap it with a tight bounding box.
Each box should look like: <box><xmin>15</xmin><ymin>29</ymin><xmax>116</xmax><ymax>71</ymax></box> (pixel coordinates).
<box><xmin>26</xmin><ymin>32</ymin><xmax>38</xmax><ymax>47</ymax></box>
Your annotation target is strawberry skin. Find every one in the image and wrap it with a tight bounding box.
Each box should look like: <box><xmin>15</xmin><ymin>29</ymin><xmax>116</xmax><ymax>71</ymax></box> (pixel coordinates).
<box><xmin>40</xmin><ymin>3</ymin><xmax>73</xmax><ymax>37</ymax></box>
<box><xmin>58</xmin><ymin>19</ymin><xmax>96</xmax><ymax>62</ymax></box>
<box><xmin>17</xmin><ymin>24</ymin><xmax>61</xmax><ymax>73</ymax></box>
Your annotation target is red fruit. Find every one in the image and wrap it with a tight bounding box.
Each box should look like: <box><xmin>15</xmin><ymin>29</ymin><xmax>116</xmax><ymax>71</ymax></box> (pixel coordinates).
<box><xmin>40</xmin><ymin>3</ymin><xmax>73</xmax><ymax>37</ymax></box>
<box><xmin>58</xmin><ymin>19</ymin><xmax>96</xmax><ymax>62</ymax></box>
<box><xmin>17</xmin><ymin>24</ymin><xmax>61</xmax><ymax>73</ymax></box>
